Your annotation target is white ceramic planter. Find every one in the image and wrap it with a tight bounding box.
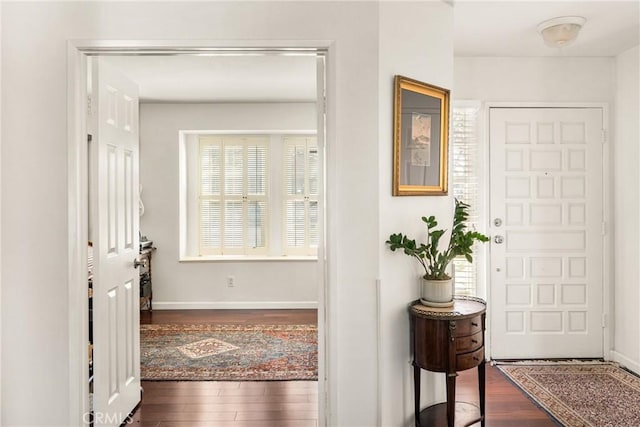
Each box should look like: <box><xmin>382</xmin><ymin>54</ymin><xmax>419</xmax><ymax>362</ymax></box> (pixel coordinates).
<box><xmin>420</xmin><ymin>278</ymin><xmax>454</xmax><ymax>307</ymax></box>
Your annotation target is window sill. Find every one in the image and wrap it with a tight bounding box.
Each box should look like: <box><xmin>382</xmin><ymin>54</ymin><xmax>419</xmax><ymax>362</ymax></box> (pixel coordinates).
<box><xmin>179</xmin><ymin>255</ymin><xmax>318</xmax><ymax>262</ymax></box>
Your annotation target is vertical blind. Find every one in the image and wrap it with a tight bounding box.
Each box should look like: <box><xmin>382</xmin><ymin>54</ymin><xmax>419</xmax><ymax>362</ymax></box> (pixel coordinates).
<box><xmin>451</xmin><ymin>104</ymin><xmax>481</xmax><ymax>296</ymax></box>
<box><xmin>198</xmin><ymin>136</ymin><xmax>268</xmax><ymax>255</ymax></box>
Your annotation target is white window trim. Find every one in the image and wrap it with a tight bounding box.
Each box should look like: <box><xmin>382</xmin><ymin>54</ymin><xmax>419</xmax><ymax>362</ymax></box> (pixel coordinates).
<box><xmin>179</xmin><ymin>255</ymin><xmax>318</xmax><ymax>262</ymax></box>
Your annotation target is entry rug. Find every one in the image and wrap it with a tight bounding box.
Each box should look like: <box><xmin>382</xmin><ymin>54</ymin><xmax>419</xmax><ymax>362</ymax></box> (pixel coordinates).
<box><xmin>141</xmin><ymin>323</ymin><xmax>317</xmax><ymax>381</ymax></box>
<box><xmin>496</xmin><ymin>361</ymin><xmax>640</xmax><ymax>427</ymax></box>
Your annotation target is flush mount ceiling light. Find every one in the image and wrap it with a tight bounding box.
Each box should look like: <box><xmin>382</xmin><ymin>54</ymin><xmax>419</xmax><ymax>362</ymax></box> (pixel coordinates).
<box><xmin>537</xmin><ymin>16</ymin><xmax>586</xmax><ymax>48</ymax></box>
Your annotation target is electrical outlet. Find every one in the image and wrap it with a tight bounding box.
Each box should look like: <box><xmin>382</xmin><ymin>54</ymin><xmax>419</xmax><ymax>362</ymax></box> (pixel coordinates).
<box><xmin>227</xmin><ymin>276</ymin><xmax>235</xmax><ymax>287</ymax></box>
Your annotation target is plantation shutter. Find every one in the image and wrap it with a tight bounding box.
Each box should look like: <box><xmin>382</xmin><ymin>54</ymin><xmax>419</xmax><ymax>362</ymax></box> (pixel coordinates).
<box><xmin>224</xmin><ymin>143</ymin><xmax>244</xmax><ymax>251</ymax></box>
<box><xmin>199</xmin><ymin>136</ymin><xmax>269</xmax><ymax>255</ymax></box>
<box><xmin>283</xmin><ymin>136</ymin><xmax>318</xmax><ymax>255</ymax></box>
<box><xmin>451</xmin><ymin>103</ymin><xmax>481</xmax><ymax>295</ymax></box>
<box><xmin>199</xmin><ymin>141</ymin><xmax>222</xmax><ymax>252</ymax></box>
<box><xmin>246</xmin><ymin>143</ymin><xmax>268</xmax><ymax>250</ymax></box>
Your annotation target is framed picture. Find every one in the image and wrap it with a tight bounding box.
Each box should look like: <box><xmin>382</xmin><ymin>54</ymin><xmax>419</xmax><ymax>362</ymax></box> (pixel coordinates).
<box><xmin>393</xmin><ymin>75</ymin><xmax>450</xmax><ymax>196</ymax></box>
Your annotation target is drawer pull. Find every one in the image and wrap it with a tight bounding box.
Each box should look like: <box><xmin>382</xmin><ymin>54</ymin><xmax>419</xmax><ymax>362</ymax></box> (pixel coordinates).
<box><xmin>473</xmin><ymin>356</ymin><xmax>479</xmax><ymax>361</ymax></box>
<box><xmin>471</xmin><ymin>322</ymin><xmax>478</xmax><ymax>327</ymax></box>
<box><xmin>472</xmin><ymin>339</ymin><xmax>478</xmax><ymax>344</ymax></box>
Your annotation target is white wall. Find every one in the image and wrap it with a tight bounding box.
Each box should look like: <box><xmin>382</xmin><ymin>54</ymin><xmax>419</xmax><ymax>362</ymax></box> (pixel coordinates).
<box><xmin>378</xmin><ymin>2</ymin><xmax>454</xmax><ymax>425</ymax></box>
<box><xmin>0</xmin><ymin>1</ymin><xmax>3</xmax><ymax>421</ymax></box>
<box><xmin>454</xmin><ymin>57</ymin><xmax>615</xmax><ymax>103</ymax></box>
<box><xmin>2</xmin><ymin>4</ymin><xmax>72</xmax><ymax>425</ymax></box>
<box><xmin>612</xmin><ymin>45</ymin><xmax>640</xmax><ymax>373</ymax></box>
<box><xmin>0</xmin><ymin>1</ymin><xmax>430</xmax><ymax>426</ymax></box>
<box><xmin>139</xmin><ymin>102</ymin><xmax>318</xmax><ymax>308</ymax></box>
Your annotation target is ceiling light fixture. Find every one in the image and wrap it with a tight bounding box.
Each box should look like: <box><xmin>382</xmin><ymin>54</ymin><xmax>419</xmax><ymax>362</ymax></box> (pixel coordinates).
<box><xmin>537</xmin><ymin>16</ymin><xmax>586</xmax><ymax>48</ymax></box>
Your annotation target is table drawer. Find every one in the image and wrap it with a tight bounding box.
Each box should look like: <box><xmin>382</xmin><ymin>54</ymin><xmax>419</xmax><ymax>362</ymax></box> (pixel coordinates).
<box><xmin>456</xmin><ymin>347</ymin><xmax>484</xmax><ymax>371</ymax></box>
<box><xmin>455</xmin><ymin>330</ymin><xmax>483</xmax><ymax>354</ymax></box>
<box><xmin>454</xmin><ymin>315</ymin><xmax>483</xmax><ymax>337</ymax></box>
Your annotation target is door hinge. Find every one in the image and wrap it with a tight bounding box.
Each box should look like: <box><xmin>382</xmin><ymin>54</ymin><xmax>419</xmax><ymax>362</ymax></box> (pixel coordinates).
<box><xmin>601</xmin><ymin>221</ymin><xmax>607</xmax><ymax>236</ymax></box>
<box><xmin>601</xmin><ymin>129</ymin><xmax>608</xmax><ymax>144</ymax></box>
<box><xmin>602</xmin><ymin>313</ymin><xmax>608</xmax><ymax>328</ymax></box>
<box><xmin>87</xmin><ymin>95</ymin><xmax>93</xmax><ymax>117</ymax></box>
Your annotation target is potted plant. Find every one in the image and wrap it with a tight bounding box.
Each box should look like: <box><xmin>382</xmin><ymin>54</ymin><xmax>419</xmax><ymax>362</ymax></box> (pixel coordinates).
<box><xmin>386</xmin><ymin>199</ymin><xmax>489</xmax><ymax>307</ymax></box>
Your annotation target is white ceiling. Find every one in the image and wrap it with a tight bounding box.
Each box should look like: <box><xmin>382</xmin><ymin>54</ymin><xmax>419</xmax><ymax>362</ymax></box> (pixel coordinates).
<box><xmin>103</xmin><ymin>1</ymin><xmax>639</xmax><ymax>103</ymax></box>
<box><xmin>454</xmin><ymin>1</ymin><xmax>640</xmax><ymax>57</ymax></box>
<box><xmin>103</xmin><ymin>54</ymin><xmax>318</xmax><ymax>103</ymax></box>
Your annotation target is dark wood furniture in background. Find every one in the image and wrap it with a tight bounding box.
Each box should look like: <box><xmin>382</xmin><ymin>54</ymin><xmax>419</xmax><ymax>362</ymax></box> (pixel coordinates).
<box><xmin>409</xmin><ymin>297</ymin><xmax>486</xmax><ymax>427</ymax></box>
<box><xmin>139</xmin><ymin>246</ymin><xmax>155</xmax><ymax>311</ymax></box>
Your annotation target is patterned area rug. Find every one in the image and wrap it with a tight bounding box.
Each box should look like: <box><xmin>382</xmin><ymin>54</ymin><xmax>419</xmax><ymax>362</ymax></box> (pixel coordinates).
<box><xmin>496</xmin><ymin>361</ymin><xmax>640</xmax><ymax>427</ymax></box>
<box><xmin>141</xmin><ymin>324</ymin><xmax>317</xmax><ymax>381</ymax></box>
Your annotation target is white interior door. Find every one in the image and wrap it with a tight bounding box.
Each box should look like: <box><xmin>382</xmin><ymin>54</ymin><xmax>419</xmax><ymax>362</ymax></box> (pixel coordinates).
<box><xmin>90</xmin><ymin>57</ymin><xmax>141</xmax><ymax>426</ymax></box>
<box><xmin>489</xmin><ymin>107</ymin><xmax>604</xmax><ymax>359</ymax></box>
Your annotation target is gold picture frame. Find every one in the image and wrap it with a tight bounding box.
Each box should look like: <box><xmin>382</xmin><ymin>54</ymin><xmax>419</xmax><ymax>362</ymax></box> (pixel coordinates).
<box><xmin>393</xmin><ymin>75</ymin><xmax>450</xmax><ymax>196</ymax></box>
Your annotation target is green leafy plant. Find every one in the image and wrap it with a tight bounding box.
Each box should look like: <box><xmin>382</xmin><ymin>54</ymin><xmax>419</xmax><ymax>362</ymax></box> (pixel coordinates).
<box><xmin>386</xmin><ymin>199</ymin><xmax>489</xmax><ymax>280</ymax></box>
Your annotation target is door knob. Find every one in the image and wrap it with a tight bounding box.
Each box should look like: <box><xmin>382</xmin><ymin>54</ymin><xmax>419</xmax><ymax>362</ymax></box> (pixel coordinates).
<box><xmin>134</xmin><ymin>258</ymin><xmax>148</xmax><ymax>269</ymax></box>
<box><xmin>494</xmin><ymin>235</ymin><xmax>504</xmax><ymax>244</ymax></box>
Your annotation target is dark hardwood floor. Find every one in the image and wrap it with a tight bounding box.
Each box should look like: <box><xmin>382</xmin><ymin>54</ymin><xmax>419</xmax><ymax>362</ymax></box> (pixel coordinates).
<box><xmin>140</xmin><ymin>309</ymin><xmax>318</xmax><ymax>326</ymax></box>
<box><xmin>458</xmin><ymin>367</ymin><xmax>557</xmax><ymax>427</ymax></box>
<box><xmin>131</xmin><ymin>309</ymin><xmax>554</xmax><ymax>427</ymax></box>
<box><xmin>129</xmin><ymin>380</ymin><xmax>318</xmax><ymax>427</ymax></box>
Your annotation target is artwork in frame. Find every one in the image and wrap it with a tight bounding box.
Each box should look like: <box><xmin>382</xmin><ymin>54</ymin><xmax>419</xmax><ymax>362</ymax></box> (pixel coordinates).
<box><xmin>393</xmin><ymin>75</ymin><xmax>450</xmax><ymax>196</ymax></box>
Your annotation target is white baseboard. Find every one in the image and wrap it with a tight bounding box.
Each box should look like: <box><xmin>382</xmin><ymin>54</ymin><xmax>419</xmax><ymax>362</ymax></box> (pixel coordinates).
<box><xmin>610</xmin><ymin>350</ymin><xmax>640</xmax><ymax>375</ymax></box>
<box><xmin>152</xmin><ymin>301</ymin><xmax>318</xmax><ymax>310</ymax></box>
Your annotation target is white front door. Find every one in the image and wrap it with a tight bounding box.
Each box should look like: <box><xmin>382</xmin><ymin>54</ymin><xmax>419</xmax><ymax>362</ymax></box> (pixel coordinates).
<box><xmin>489</xmin><ymin>107</ymin><xmax>604</xmax><ymax>359</ymax></box>
<box><xmin>90</xmin><ymin>57</ymin><xmax>141</xmax><ymax>426</ymax></box>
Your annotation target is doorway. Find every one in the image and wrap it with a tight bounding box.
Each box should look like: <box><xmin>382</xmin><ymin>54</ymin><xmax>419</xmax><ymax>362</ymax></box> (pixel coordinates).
<box><xmin>68</xmin><ymin>43</ymin><xmax>329</xmax><ymax>427</ymax></box>
<box><xmin>488</xmin><ymin>106</ymin><xmax>607</xmax><ymax>359</ymax></box>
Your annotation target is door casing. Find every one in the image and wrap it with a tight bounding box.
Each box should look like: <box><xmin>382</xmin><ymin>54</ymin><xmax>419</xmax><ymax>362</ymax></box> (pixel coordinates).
<box><xmin>67</xmin><ymin>41</ymin><xmax>332</xmax><ymax>426</ymax></box>
<box><xmin>482</xmin><ymin>102</ymin><xmax>612</xmax><ymax>361</ymax></box>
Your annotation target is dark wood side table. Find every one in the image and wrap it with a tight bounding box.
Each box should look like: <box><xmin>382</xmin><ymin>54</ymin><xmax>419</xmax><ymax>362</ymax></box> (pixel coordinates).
<box><xmin>409</xmin><ymin>296</ymin><xmax>486</xmax><ymax>427</ymax></box>
<box><xmin>139</xmin><ymin>247</ymin><xmax>155</xmax><ymax>311</ymax></box>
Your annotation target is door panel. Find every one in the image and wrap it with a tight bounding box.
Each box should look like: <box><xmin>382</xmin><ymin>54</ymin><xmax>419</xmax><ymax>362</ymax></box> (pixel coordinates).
<box><xmin>90</xmin><ymin>57</ymin><xmax>141</xmax><ymax>426</ymax></box>
<box><xmin>489</xmin><ymin>108</ymin><xmax>603</xmax><ymax>359</ymax></box>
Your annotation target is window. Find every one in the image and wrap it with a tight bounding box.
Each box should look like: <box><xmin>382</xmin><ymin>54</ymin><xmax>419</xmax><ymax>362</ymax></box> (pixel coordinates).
<box><xmin>451</xmin><ymin>103</ymin><xmax>483</xmax><ymax>295</ymax></box>
<box><xmin>198</xmin><ymin>136</ymin><xmax>269</xmax><ymax>255</ymax></box>
<box><xmin>283</xmin><ymin>136</ymin><xmax>318</xmax><ymax>255</ymax></box>
<box><xmin>187</xmin><ymin>133</ymin><xmax>319</xmax><ymax>259</ymax></box>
